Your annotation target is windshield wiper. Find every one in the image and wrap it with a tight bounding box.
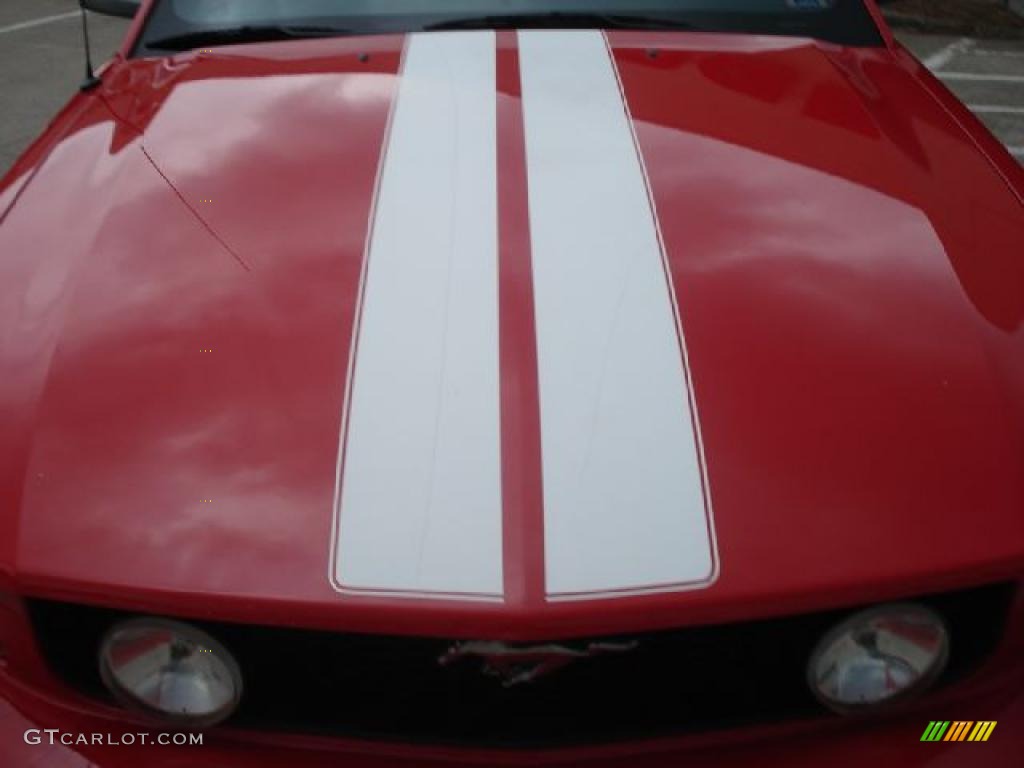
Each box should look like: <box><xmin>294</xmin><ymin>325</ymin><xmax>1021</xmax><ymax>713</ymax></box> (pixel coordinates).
<box><xmin>146</xmin><ymin>24</ymin><xmax>350</xmax><ymax>52</ymax></box>
<box><xmin>425</xmin><ymin>12</ymin><xmax>693</xmax><ymax>32</ymax></box>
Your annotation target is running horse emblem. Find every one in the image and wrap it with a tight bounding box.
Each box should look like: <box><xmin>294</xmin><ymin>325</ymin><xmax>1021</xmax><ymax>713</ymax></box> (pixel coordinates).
<box><xmin>438</xmin><ymin>639</ymin><xmax>640</xmax><ymax>687</ymax></box>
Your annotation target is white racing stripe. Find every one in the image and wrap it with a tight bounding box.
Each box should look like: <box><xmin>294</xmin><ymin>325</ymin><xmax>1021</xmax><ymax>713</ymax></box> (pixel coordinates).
<box><xmin>333</xmin><ymin>32</ymin><xmax>503</xmax><ymax>599</ymax></box>
<box><xmin>519</xmin><ymin>30</ymin><xmax>717</xmax><ymax>599</ymax></box>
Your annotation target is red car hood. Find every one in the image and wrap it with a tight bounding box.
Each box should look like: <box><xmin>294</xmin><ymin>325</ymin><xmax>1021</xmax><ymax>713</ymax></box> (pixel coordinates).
<box><xmin>1</xmin><ymin>30</ymin><xmax>1022</xmax><ymax>638</ymax></box>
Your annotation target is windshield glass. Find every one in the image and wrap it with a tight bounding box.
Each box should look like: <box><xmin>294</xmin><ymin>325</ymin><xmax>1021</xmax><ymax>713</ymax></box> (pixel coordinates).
<box><xmin>134</xmin><ymin>0</ymin><xmax>883</xmax><ymax>55</ymax></box>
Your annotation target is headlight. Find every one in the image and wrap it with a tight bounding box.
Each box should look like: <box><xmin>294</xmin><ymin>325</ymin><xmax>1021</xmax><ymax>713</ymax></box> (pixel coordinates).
<box><xmin>99</xmin><ymin>618</ymin><xmax>242</xmax><ymax>727</ymax></box>
<box><xmin>808</xmin><ymin>603</ymin><xmax>949</xmax><ymax>713</ymax></box>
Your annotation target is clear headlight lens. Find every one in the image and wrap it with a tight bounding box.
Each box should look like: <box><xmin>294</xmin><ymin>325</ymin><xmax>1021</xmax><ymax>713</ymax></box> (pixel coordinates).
<box><xmin>808</xmin><ymin>603</ymin><xmax>949</xmax><ymax>713</ymax></box>
<box><xmin>99</xmin><ymin>618</ymin><xmax>242</xmax><ymax>727</ymax></box>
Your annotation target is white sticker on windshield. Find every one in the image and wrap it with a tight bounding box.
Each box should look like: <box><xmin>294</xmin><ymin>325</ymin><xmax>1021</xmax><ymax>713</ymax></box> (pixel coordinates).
<box><xmin>786</xmin><ymin>0</ymin><xmax>833</xmax><ymax>10</ymax></box>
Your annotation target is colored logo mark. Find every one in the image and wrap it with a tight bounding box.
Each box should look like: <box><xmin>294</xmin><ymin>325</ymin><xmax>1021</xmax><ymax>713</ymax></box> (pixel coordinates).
<box><xmin>921</xmin><ymin>721</ymin><xmax>997</xmax><ymax>742</ymax></box>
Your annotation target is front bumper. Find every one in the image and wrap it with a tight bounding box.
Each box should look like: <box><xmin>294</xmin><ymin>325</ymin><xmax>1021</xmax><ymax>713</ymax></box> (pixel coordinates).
<box><xmin>3</xmin><ymin>580</ymin><xmax>1023</xmax><ymax>766</ymax></box>
<box><xmin>2</xmin><ymin>663</ymin><xmax>1022</xmax><ymax>768</ymax></box>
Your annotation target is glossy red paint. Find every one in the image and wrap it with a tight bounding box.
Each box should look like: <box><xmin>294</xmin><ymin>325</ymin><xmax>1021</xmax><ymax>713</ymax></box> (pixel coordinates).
<box><xmin>497</xmin><ymin>30</ymin><xmax>547</xmax><ymax>610</ymax></box>
<box><xmin>1</xmin><ymin>6</ymin><xmax>1023</xmax><ymax>764</ymax></box>
<box><xmin>0</xmin><ymin>35</ymin><xmax>419</xmax><ymax>627</ymax></box>
<box><xmin>608</xmin><ymin>28</ymin><xmax>1024</xmax><ymax>613</ymax></box>
<box><xmin>116</xmin><ymin>0</ymin><xmax>160</xmax><ymax>60</ymax></box>
<box><xmin>3</xmin><ymin>30</ymin><xmax>1022</xmax><ymax>638</ymax></box>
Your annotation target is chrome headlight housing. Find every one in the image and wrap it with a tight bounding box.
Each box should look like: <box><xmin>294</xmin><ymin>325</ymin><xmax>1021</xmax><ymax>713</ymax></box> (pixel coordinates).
<box><xmin>808</xmin><ymin>603</ymin><xmax>949</xmax><ymax>713</ymax></box>
<box><xmin>99</xmin><ymin>618</ymin><xmax>242</xmax><ymax>727</ymax></box>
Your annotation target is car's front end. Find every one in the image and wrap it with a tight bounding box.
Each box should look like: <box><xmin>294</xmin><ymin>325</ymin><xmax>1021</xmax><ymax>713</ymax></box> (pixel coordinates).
<box><xmin>3</xmin><ymin>582</ymin><xmax>1024</xmax><ymax>766</ymax></box>
<box><xmin>2</xmin><ymin>0</ymin><xmax>1023</xmax><ymax>764</ymax></box>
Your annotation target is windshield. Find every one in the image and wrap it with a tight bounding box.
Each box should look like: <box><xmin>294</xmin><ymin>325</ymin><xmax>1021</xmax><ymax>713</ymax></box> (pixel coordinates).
<box><xmin>134</xmin><ymin>0</ymin><xmax>883</xmax><ymax>55</ymax></box>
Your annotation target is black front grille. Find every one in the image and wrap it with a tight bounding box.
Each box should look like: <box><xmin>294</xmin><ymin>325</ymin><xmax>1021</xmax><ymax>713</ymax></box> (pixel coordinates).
<box><xmin>27</xmin><ymin>583</ymin><xmax>1013</xmax><ymax>748</ymax></box>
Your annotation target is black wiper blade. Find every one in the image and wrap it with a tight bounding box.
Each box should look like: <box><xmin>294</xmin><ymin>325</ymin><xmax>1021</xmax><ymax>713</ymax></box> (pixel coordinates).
<box><xmin>147</xmin><ymin>24</ymin><xmax>349</xmax><ymax>52</ymax></box>
<box><xmin>425</xmin><ymin>12</ymin><xmax>692</xmax><ymax>32</ymax></box>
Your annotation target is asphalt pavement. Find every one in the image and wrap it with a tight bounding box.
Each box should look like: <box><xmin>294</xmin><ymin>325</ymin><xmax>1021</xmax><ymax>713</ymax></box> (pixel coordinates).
<box><xmin>898</xmin><ymin>31</ymin><xmax>1024</xmax><ymax>160</ymax></box>
<box><xmin>0</xmin><ymin>3</ymin><xmax>1022</xmax><ymax>177</ymax></box>
<box><xmin>0</xmin><ymin>0</ymin><xmax>129</xmax><ymax>175</ymax></box>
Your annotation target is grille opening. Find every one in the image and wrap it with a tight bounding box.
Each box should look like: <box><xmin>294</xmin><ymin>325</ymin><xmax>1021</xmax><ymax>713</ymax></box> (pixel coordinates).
<box><xmin>26</xmin><ymin>582</ymin><xmax>1014</xmax><ymax>748</ymax></box>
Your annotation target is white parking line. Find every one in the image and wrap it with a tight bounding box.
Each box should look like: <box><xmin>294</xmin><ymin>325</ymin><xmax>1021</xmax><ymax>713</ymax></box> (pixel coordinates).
<box><xmin>923</xmin><ymin>37</ymin><xmax>973</xmax><ymax>71</ymax></box>
<box><xmin>968</xmin><ymin>105</ymin><xmax>1024</xmax><ymax>114</ymax></box>
<box><xmin>939</xmin><ymin>72</ymin><xmax>1024</xmax><ymax>83</ymax></box>
<box><xmin>0</xmin><ymin>10</ymin><xmax>79</xmax><ymax>35</ymax></box>
<box><xmin>973</xmin><ymin>49</ymin><xmax>1024</xmax><ymax>58</ymax></box>
<box><xmin>1009</xmin><ymin>146</ymin><xmax>1024</xmax><ymax>157</ymax></box>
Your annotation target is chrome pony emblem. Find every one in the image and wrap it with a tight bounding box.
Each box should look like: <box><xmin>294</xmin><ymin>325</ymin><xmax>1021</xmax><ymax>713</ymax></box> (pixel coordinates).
<box><xmin>438</xmin><ymin>639</ymin><xmax>639</xmax><ymax>687</ymax></box>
